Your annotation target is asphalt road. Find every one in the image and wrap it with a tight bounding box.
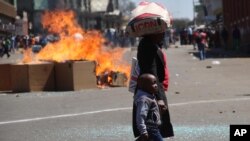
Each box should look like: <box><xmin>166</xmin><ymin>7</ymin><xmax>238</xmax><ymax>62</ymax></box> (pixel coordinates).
<box><xmin>1</xmin><ymin>45</ymin><xmax>250</xmax><ymax>141</ymax></box>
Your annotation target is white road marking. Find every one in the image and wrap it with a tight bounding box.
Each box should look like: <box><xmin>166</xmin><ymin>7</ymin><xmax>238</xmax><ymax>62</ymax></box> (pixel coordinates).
<box><xmin>0</xmin><ymin>97</ymin><xmax>250</xmax><ymax>125</ymax></box>
<box><xmin>170</xmin><ymin>97</ymin><xmax>250</xmax><ymax>106</ymax></box>
<box><xmin>0</xmin><ymin>107</ymin><xmax>131</xmax><ymax>125</ymax></box>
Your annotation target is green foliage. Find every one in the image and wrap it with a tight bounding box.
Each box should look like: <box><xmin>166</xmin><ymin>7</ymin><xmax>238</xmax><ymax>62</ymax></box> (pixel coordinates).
<box><xmin>172</xmin><ymin>18</ymin><xmax>192</xmax><ymax>29</ymax></box>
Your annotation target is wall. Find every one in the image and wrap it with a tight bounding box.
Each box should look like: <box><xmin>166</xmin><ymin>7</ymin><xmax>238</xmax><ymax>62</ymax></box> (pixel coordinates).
<box><xmin>223</xmin><ymin>0</ymin><xmax>250</xmax><ymax>49</ymax></box>
<box><xmin>0</xmin><ymin>0</ymin><xmax>16</xmax><ymax>18</ymax></box>
<box><xmin>0</xmin><ymin>0</ymin><xmax>16</xmax><ymax>35</ymax></box>
<box><xmin>203</xmin><ymin>0</ymin><xmax>222</xmax><ymax>21</ymax></box>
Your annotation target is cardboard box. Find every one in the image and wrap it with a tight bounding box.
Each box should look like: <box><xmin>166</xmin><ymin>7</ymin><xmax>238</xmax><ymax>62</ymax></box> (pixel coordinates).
<box><xmin>55</xmin><ymin>61</ymin><xmax>97</xmax><ymax>91</ymax></box>
<box><xmin>0</xmin><ymin>64</ymin><xmax>11</xmax><ymax>91</ymax></box>
<box><xmin>110</xmin><ymin>72</ymin><xmax>127</xmax><ymax>87</ymax></box>
<box><xmin>11</xmin><ymin>62</ymin><xmax>55</xmax><ymax>92</ymax></box>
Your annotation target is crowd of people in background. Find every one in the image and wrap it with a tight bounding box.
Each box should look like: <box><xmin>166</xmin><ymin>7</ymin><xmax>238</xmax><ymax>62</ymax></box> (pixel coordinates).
<box><xmin>0</xmin><ymin>24</ymin><xmax>180</xmax><ymax>59</ymax></box>
<box><xmin>1</xmin><ymin>28</ymin><xmax>139</xmax><ymax>60</ymax></box>
<box><xmin>1</xmin><ymin>25</ymin><xmax>241</xmax><ymax>60</ymax></box>
<box><xmin>178</xmin><ymin>24</ymin><xmax>242</xmax><ymax>60</ymax></box>
<box><xmin>0</xmin><ymin>34</ymin><xmax>50</xmax><ymax>58</ymax></box>
<box><xmin>104</xmin><ymin>27</ymin><xmax>177</xmax><ymax>49</ymax></box>
<box><xmin>104</xmin><ymin>27</ymin><xmax>138</xmax><ymax>48</ymax></box>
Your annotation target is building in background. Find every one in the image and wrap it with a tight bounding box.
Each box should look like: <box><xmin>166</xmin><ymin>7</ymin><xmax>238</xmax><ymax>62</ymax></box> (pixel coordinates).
<box><xmin>223</xmin><ymin>0</ymin><xmax>250</xmax><ymax>50</ymax></box>
<box><xmin>0</xmin><ymin>0</ymin><xmax>16</xmax><ymax>36</ymax></box>
<box><xmin>89</xmin><ymin>0</ymin><xmax>122</xmax><ymax>30</ymax></box>
<box><xmin>15</xmin><ymin>0</ymin><xmax>34</xmax><ymax>34</ymax></box>
<box><xmin>15</xmin><ymin>11</ymin><xmax>28</xmax><ymax>36</ymax></box>
<box><xmin>14</xmin><ymin>0</ymin><xmax>123</xmax><ymax>34</ymax></box>
<box><xmin>201</xmin><ymin>0</ymin><xmax>250</xmax><ymax>51</ymax></box>
<box><xmin>203</xmin><ymin>0</ymin><xmax>223</xmax><ymax>26</ymax></box>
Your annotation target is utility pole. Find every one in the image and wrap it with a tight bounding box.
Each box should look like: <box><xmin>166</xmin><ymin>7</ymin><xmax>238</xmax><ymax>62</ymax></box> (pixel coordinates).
<box><xmin>193</xmin><ymin>0</ymin><xmax>196</xmax><ymax>26</ymax></box>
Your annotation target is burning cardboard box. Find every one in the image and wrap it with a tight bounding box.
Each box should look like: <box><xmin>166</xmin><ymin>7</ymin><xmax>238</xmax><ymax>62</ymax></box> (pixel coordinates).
<box><xmin>110</xmin><ymin>71</ymin><xmax>127</xmax><ymax>87</ymax></box>
<box><xmin>97</xmin><ymin>71</ymin><xmax>127</xmax><ymax>87</ymax></box>
<box><xmin>54</xmin><ymin>60</ymin><xmax>97</xmax><ymax>91</ymax></box>
<box><xmin>11</xmin><ymin>62</ymin><xmax>55</xmax><ymax>92</ymax></box>
<box><xmin>0</xmin><ymin>64</ymin><xmax>11</xmax><ymax>91</ymax></box>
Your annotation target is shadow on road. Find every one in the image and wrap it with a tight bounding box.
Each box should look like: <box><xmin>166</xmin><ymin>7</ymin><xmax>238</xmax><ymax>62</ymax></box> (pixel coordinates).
<box><xmin>189</xmin><ymin>48</ymin><xmax>250</xmax><ymax>59</ymax></box>
<box><xmin>238</xmin><ymin>94</ymin><xmax>250</xmax><ymax>97</ymax></box>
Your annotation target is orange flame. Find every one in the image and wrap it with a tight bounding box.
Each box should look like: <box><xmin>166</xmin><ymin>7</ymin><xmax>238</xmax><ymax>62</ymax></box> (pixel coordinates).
<box><xmin>23</xmin><ymin>10</ymin><xmax>131</xmax><ymax>79</ymax></box>
<box><xmin>22</xmin><ymin>48</ymin><xmax>33</xmax><ymax>64</ymax></box>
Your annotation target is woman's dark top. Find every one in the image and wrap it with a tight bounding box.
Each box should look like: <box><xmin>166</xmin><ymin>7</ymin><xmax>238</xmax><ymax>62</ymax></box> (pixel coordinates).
<box><xmin>137</xmin><ymin>37</ymin><xmax>165</xmax><ymax>101</ymax></box>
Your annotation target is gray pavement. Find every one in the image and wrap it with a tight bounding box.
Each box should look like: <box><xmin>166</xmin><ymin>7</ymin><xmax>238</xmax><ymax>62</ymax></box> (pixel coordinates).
<box><xmin>0</xmin><ymin>45</ymin><xmax>250</xmax><ymax>141</ymax></box>
<box><xmin>0</xmin><ymin>49</ymin><xmax>24</xmax><ymax>64</ymax></box>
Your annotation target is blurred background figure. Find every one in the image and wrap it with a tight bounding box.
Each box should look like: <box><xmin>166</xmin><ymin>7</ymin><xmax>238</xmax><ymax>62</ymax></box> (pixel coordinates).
<box><xmin>187</xmin><ymin>26</ymin><xmax>193</xmax><ymax>45</ymax></box>
<box><xmin>196</xmin><ymin>29</ymin><xmax>207</xmax><ymax>60</ymax></box>
<box><xmin>221</xmin><ymin>27</ymin><xmax>229</xmax><ymax>50</ymax></box>
<box><xmin>232</xmin><ymin>25</ymin><xmax>241</xmax><ymax>50</ymax></box>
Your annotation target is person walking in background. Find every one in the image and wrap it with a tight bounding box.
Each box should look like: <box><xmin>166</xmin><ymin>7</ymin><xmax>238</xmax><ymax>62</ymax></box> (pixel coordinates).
<box><xmin>133</xmin><ymin>32</ymin><xmax>174</xmax><ymax>139</ymax></box>
<box><xmin>11</xmin><ymin>35</ymin><xmax>16</xmax><ymax>53</ymax></box>
<box><xmin>24</xmin><ymin>35</ymin><xmax>30</xmax><ymax>49</ymax></box>
<box><xmin>221</xmin><ymin>27</ymin><xmax>229</xmax><ymax>50</ymax></box>
<box><xmin>193</xmin><ymin>30</ymin><xmax>199</xmax><ymax>50</ymax></box>
<box><xmin>214</xmin><ymin>28</ymin><xmax>221</xmax><ymax>48</ymax></box>
<box><xmin>0</xmin><ymin>37</ymin><xmax>3</xmax><ymax>56</ymax></box>
<box><xmin>196</xmin><ymin>30</ymin><xmax>207</xmax><ymax>60</ymax></box>
<box><xmin>134</xmin><ymin>74</ymin><xmax>164</xmax><ymax>141</ymax></box>
<box><xmin>187</xmin><ymin>26</ymin><xmax>193</xmax><ymax>45</ymax></box>
<box><xmin>104</xmin><ymin>28</ymin><xmax>113</xmax><ymax>46</ymax></box>
<box><xmin>169</xmin><ymin>28</ymin><xmax>175</xmax><ymax>45</ymax></box>
<box><xmin>163</xmin><ymin>30</ymin><xmax>170</xmax><ymax>49</ymax></box>
<box><xmin>1</xmin><ymin>37</ymin><xmax>10</xmax><ymax>58</ymax></box>
<box><xmin>180</xmin><ymin>28</ymin><xmax>188</xmax><ymax>45</ymax></box>
<box><xmin>232</xmin><ymin>25</ymin><xmax>241</xmax><ymax>50</ymax></box>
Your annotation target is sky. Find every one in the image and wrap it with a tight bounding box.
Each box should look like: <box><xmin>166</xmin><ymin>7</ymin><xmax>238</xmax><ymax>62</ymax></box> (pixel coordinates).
<box><xmin>131</xmin><ymin>0</ymin><xmax>194</xmax><ymax>20</ymax></box>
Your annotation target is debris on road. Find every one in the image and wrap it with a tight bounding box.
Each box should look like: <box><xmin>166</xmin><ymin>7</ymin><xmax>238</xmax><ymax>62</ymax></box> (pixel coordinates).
<box><xmin>206</xmin><ymin>66</ymin><xmax>212</xmax><ymax>69</ymax></box>
<box><xmin>175</xmin><ymin>92</ymin><xmax>180</xmax><ymax>94</ymax></box>
<box><xmin>212</xmin><ymin>60</ymin><xmax>221</xmax><ymax>65</ymax></box>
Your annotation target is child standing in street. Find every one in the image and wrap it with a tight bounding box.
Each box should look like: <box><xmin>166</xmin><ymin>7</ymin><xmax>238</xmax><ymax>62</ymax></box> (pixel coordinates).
<box><xmin>134</xmin><ymin>74</ymin><xmax>163</xmax><ymax>141</ymax></box>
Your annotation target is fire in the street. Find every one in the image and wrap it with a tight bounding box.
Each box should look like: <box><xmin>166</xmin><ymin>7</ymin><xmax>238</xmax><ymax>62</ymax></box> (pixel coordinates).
<box><xmin>22</xmin><ymin>48</ymin><xmax>33</xmax><ymax>64</ymax></box>
<box><xmin>22</xmin><ymin>10</ymin><xmax>131</xmax><ymax>83</ymax></box>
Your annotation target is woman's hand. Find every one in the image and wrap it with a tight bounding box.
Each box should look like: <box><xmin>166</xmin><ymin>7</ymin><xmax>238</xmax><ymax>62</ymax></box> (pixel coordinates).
<box><xmin>158</xmin><ymin>100</ymin><xmax>167</xmax><ymax>112</ymax></box>
<box><xmin>157</xmin><ymin>100</ymin><xmax>165</xmax><ymax>106</ymax></box>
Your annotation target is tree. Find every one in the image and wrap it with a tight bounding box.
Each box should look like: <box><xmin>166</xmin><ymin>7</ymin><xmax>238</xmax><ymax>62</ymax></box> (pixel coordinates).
<box><xmin>172</xmin><ymin>18</ymin><xmax>192</xmax><ymax>30</ymax></box>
